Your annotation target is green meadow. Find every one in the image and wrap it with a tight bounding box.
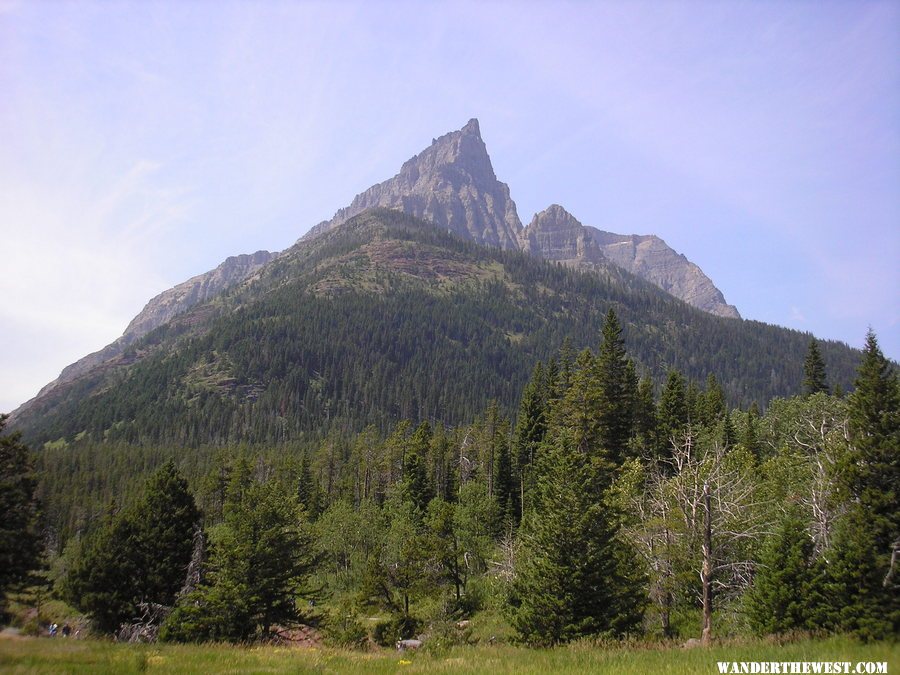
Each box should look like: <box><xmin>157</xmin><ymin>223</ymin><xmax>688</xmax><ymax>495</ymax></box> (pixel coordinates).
<box><xmin>0</xmin><ymin>635</ymin><xmax>895</xmax><ymax>674</ymax></box>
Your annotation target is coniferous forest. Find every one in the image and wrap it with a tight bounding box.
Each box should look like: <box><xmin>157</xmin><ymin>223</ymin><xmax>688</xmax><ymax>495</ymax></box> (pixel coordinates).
<box><xmin>2</xmin><ymin>307</ymin><xmax>896</xmax><ymax>649</ymax></box>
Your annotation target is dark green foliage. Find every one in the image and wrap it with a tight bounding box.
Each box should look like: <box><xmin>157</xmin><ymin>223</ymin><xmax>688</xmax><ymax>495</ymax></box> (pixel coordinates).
<box><xmin>817</xmin><ymin>505</ymin><xmax>896</xmax><ymax>640</ymax></box>
<box><xmin>746</xmin><ymin>508</ymin><xmax>819</xmax><ymax>635</ymax></box>
<box><xmin>657</xmin><ymin>370</ymin><xmax>688</xmax><ymax>456</ymax></box>
<box><xmin>404</xmin><ymin>422</ymin><xmax>434</xmax><ymax>513</ymax></box>
<box><xmin>15</xmin><ymin>209</ymin><xmax>862</xmax><ymax>449</ymax></box>
<box><xmin>509</xmin><ymin>430</ymin><xmax>644</xmax><ymax>645</ymax></box>
<box><xmin>0</xmin><ymin>415</ymin><xmax>41</xmax><ymax>616</ymax></box>
<box><xmin>804</xmin><ymin>339</ymin><xmax>829</xmax><ymax>396</ymax></box>
<box><xmin>64</xmin><ymin>461</ymin><xmax>199</xmax><ymax>633</ymax></box>
<box><xmin>162</xmin><ymin>479</ymin><xmax>317</xmax><ymax>642</ymax></box>
<box><xmin>513</xmin><ymin>362</ymin><xmax>548</xmax><ymax>519</ymax></box>
<box><xmin>830</xmin><ymin>329</ymin><xmax>900</xmax><ymax>639</ymax></box>
<box><xmin>595</xmin><ymin>309</ymin><xmax>636</xmax><ymax>465</ymax></box>
<box><xmin>700</xmin><ymin>373</ymin><xmax>727</xmax><ymax>427</ymax></box>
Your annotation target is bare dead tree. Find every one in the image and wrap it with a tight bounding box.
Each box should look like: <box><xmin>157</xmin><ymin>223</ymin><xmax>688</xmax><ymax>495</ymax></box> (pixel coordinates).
<box><xmin>665</xmin><ymin>429</ymin><xmax>766</xmax><ymax>645</ymax></box>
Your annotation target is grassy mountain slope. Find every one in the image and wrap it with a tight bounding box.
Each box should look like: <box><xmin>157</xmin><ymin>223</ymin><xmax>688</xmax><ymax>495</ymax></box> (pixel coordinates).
<box><xmin>15</xmin><ymin>208</ymin><xmax>860</xmax><ymax>447</ymax></box>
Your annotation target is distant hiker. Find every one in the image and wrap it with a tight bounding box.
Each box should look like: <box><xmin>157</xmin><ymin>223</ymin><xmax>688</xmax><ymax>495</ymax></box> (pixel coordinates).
<box><xmin>62</xmin><ymin>624</ymin><xmax>71</xmax><ymax>637</ymax></box>
<box><xmin>49</xmin><ymin>623</ymin><xmax>57</xmax><ymax>637</ymax></box>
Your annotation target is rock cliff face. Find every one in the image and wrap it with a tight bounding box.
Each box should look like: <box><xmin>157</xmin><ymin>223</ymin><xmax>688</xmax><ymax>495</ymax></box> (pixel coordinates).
<box><xmin>305</xmin><ymin>119</ymin><xmax>523</xmax><ymax>250</ymax></box>
<box><xmin>519</xmin><ymin>204</ymin><xmax>740</xmax><ymax>319</ymax></box>
<box><xmin>20</xmin><ymin>251</ymin><xmax>276</xmax><ymax>409</ymax></box>
<box><xmin>306</xmin><ymin>120</ymin><xmax>739</xmax><ymax>318</ymax></box>
<box><xmin>15</xmin><ymin>119</ymin><xmax>742</xmax><ymax>420</ymax></box>
<box><xmin>521</xmin><ymin>204</ymin><xmax>607</xmax><ymax>270</ymax></box>
<box><xmin>586</xmin><ymin>228</ymin><xmax>740</xmax><ymax>318</ymax></box>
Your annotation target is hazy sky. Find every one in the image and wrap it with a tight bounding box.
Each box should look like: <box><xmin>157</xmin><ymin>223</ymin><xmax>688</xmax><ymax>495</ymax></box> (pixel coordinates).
<box><xmin>1</xmin><ymin>1</ymin><xmax>898</xmax><ymax>413</ymax></box>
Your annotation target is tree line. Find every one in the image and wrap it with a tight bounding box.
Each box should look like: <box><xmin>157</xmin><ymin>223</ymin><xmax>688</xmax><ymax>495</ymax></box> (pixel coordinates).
<box><xmin>2</xmin><ymin>316</ymin><xmax>896</xmax><ymax>645</ymax></box>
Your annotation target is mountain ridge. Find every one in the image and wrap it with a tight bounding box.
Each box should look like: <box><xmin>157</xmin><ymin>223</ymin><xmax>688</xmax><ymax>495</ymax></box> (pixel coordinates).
<box><xmin>11</xmin><ymin>207</ymin><xmax>861</xmax><ymax>448</ymax></box>
<box><xmin>14</xmin><ymin>119</ymin><xmax>747</xmax><ymax>420</ymax></box>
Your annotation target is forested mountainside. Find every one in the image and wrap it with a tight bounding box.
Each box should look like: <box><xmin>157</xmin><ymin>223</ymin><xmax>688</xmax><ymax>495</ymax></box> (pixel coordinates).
<box><xmin>22</xmin><ymin>313</ymin><xmax>898</xmax><ymax>646</ymax></box>
<box><xmin>11</xmin><ymin>118</ymin><xmax>743</xmax><ymax>426</ymax></box>
<box><xmin>13</xmin><ymin>208</ymin><xmax>859</xmax><ymax>449</ymax></box>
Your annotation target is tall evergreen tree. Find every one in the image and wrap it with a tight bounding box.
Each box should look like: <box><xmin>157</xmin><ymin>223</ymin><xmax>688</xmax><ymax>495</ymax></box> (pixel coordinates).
<box><xmin>513</xmin><ymin>362</ymin><xmax>548</xmax><ymax>519</ymax></box>
<box><xmin>65</xmin><ymin>461</ymin><xmax>199</xmax><ymax>633</ymax></box>
<box><xmin>0</xmin><ymin>415</ymin><xmax>41</xmax><ymax>618</ymax></box>
<box><xmin>595</xmin><ymin>308</ymin><xmax>636</xmax><ymax>465</ymax></box>
<box><xmin>834</xmin><ymin>329</ymin><xmax>900</xmax><ymax>638</ymax></box>
<box><xmin>509</xmin><ymin>429</ymin><xmax>644</xmax><ymax>645</ymax></box>
<box><xmin>404</xmin><ymin>422</ymin><xmax>434</xmax><ymax>513</ymax></box>
<box><xmin>657</xmin><ymin>370</ymin><xmax>688</xmax><ymax>458</ymax></box>
<box><xmin>163</xmin><ymin>479</ymin><xmax>317</xmax><ymax>642</ymax></box>
<box><xmin>804</xmin><ymin>339</ymin><xmax>829</xmax><ymax>396</ymax></box>
<box><xmin>746</xmin><ymin>508</ymin><xmax>819</xmax><ymax>635</ymax></box>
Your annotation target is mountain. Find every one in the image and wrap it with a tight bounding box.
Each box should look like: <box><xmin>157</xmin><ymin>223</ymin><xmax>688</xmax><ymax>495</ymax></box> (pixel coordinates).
<box><xmin>12</xmin><ymin>207</ymin><xmax>860</xmax><ymax>448</ymax></box>
<box><xmin>587</xmin><ymin>228</ymin><xmax>740</xmax><ymax>318</ymax></box>
<box><xmin>305</xmin><ymin>119</ymin><xmax>523</xmax><ymax>250</ymax></box>
<box><xmin>517</xmin><ymin>204</ymin><xmax>739</xmax><ymax>318</ymax></box>
<box><xmin>520</xmin><ymin>204</ymin><xmax>608</xmax><ymax>270</ymax></box>
<box><xmin>12</xmin><ymin>119</ymin><xmax>841</xmax><ymax>441</ymax></box>
<box><xmin>306</xmin><ymin>119</ymin><xmax>737</xmax><ymax>317</ymax></box>
<box><xmin>13</xmin><ymin>251</ymin><xmax>275</xmax><ymax>417</ymax></box>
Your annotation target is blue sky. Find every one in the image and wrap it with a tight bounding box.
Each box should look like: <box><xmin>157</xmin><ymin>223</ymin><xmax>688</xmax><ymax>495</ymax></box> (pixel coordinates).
<box><xmin>1</xmin><ymin>0</ymin><xmax>898</xmax><ymax>413</ymax></box>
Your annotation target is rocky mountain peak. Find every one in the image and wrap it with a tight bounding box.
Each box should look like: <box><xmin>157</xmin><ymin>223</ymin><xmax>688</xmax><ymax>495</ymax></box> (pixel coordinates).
<box><xmin>304</xmin><ymin>119</ymin><xmax>523</xmax><ymax>249</ymax></box>
<box><xmin>521</xmin><ymin>204</ymin><xmax>607</xmax><ymax>268</ymax></box>
<box><xmin>587</xmin><ymin>228</ymin><xmax>741</xmax><ymax>318</ymax></box>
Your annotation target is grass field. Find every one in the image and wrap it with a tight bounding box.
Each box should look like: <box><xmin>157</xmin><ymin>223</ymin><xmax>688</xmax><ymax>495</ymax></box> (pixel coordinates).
<box><xmin>0</xmin><ymin>634</ymin><xmax>896</xmax><ymax>674</ymax></box>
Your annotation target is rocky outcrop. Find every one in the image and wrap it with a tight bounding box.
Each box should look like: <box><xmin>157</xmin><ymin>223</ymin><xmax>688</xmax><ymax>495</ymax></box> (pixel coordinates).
<box><xmin>586</xmin><ymin>228</ymin><xmax>740</xmax><ymax>318</ymax></box>
<box><xmin>120</xmin><ymin>250</ymin><xmax>276</xmax><ymax>338</ymax></box>
<box><xmin>304</xmin><ymin>119</ymin><xmax>523</xmax><ymax>250</ymax></box>
<box><xmin>304</xmin><ymin>119</ymin><xmax>738</xmax><ymax>318</ymax></box>
<box><xmin>521</xmin><ymin>204</ymin><xmax>607</xmax><ymax>270</ymax></box>
<box><xmin>521</xmin><ymin>204</ymin><xmax>739</xmax><ymax>318</ymax></box>
<box><xmin>15</xmin><ymin>250</ymin><xmax>276</xmax><ymax>414</ymax></box>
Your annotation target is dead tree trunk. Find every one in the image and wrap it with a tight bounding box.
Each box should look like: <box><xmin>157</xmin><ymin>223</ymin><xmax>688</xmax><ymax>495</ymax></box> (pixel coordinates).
<box><xmin>700</xmin><ymin>482</ymin><xmax>713</xmax><ymax>645</ymax></box>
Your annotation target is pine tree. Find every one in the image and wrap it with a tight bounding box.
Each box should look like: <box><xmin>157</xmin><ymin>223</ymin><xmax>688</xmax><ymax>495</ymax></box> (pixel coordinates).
<box><xmin>804</xmin><ymin>339</ymin><xmax>829</xmax><ymax>396</ymax></box>
<box><xmin>404</xmin><ymin>422</ymin><xmax>434</xmax><ymax>513</ymax></box>
<box><xmin>657</xmin><ymin>370</ymin><xmax>688</xmax><ymax>458</ymax></box>
<box><xmin>818</xmin><ymin>505</ymin><xmax>895</xmax><ymax>640</ymax></box>
<box><xmin>633</xmin><ymin>376</ymin><xmax>657</xmax><ymax>450</ymax></box>
<box><xmin>138</xmin><ymin>461</ymin><xmax>202</xmax><ymax>609</ymax></box>
<box><xmin>833</xmin><ymin>329</ymin><xmax>900</xmax><ymax>638</ymax></box>
<box><xmin>64</xmin><ymin>461</ymin><xmax>199</xmax><ymax>633</ymax></box>
<box><xmin>513</xmin><ymin>362</ymin><xmax>548</xmax><ymax>519</ymax></box>
<box><xmin>163</xmin><ymin>479</ymin><xmax>317</xmax><ymax>642</ymax></box>
<box><xmin>700</xmin><ymin>373</ymin><xmax>727</xmax><ymax>427</ymax></box>
<box><xmin>557</xmin><ymin>349</ymin><xmax>602</xmax><ymax>458</ymax></box>
<box><xmin>746</xmin><ymin>508</ymin><xmax>818</xmax><ymax>635</ymax></box>
<box><xmin>0</xmin><ymin>415</ymin><xmax>41</xmax><ymax>617</ymax></box>
<box><xmin>596</xmin><ymin>309</ymin><xmax>636</xmax><ymax>465</ymax></box>
<box><xmin>509</xmin><ymin>429</ymin><xmax>644</xmax><ymax>645</ymax></box>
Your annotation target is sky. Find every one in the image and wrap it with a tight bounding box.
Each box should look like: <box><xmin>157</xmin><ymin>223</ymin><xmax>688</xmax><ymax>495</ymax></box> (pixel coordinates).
<box><xmin>1</xmin><ymin>0</ymin><xmax>898</xmax><ymax>413</ymax></box>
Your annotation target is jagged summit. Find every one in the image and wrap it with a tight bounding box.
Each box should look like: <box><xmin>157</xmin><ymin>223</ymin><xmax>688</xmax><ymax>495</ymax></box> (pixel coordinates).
<box><xmin>587</xmin><ymin>228</ymin><xmax>740</xmax><ymax>319</ymax></box>
<box><xmin>521</xmin><ymin>204</ymin><xmax>607</xmax><ymax>269</ymax></box>
<box><xmin>304</xmin><ymin>119</ymin><xmax>523</xmax><ymax>249</ymax></box>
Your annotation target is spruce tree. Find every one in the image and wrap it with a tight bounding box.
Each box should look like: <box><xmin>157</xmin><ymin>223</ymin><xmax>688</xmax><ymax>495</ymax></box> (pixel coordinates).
<box><xmin>509</xmin><ymin>429</ymin><xmax>644</xmax><ymax>645</ymax></box>
<box><xmin>596</xmin><ymin>309</ymin><xmax>636</xmax><ymax>465</ymax></box>
<box><xmin>804</xmin><ymin>339</ymin><xmax>829</xmax><ymax>396</ymax></box>
<box><xmin>405</xmin><ymin>422</ymin><xmax>434</xmax><ymax>513</ymax></box>
<box><xmin>513</xmin><ymin>362</ymin><xmax>548</xmax><ymax>519</ymax></box>
<box><xmin>163</xmin><ymin>479</ymin><xmax>317</xmax><ymax>642</ymax></box>
<box><xmin>834</xmin><ymin>329</ymin><xmax>900</xmax><ymax>638</ymax></box>
<box><xmin>657</xmin><ymin>370</ymin><xmax>688</xmax><ymax>458</ymax></box>
<box><xmin>0</xmin><ymin>415</ymin><xmax>41</xmax><ymax>618</ymax></box>
<box><xmin>746</xmin><ymin>508</ymin><xmax>818</xmax><ymax>635</ymax></box>
<box><xmin>64</xmin><ymin>461</ymin><xmax>199</xmax><ymax>633</ymax></box>
<box><xmin>139</xmin><ymin>461</ymin><xmax>202</xmax><ymax>609</ymax></box>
